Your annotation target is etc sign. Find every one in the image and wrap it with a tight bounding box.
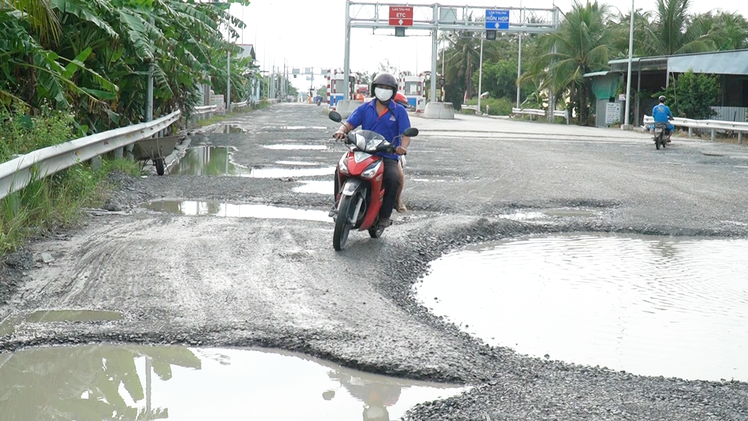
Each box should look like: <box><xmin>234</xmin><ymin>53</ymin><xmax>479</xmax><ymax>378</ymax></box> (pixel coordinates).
<box><xmin>389</xmin><ymin>6</ymin><xmax>413</xmax><ymax>26</ymax></box>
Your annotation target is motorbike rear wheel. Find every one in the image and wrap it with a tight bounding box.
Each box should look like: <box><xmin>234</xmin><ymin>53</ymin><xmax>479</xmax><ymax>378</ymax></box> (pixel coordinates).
<box><xmin>655</xmin><ymin>133</ymin><xmax>662</xmax><ymax>150</ymax></box>
<box><xmin>333</xmin><ymin>194</ymin><xmax>354</xmax><ymax>251</ymax></box>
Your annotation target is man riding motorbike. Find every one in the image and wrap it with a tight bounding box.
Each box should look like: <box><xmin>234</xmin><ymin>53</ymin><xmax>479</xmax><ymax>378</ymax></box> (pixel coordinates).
<box><xmin>652</xmin><ymin>95</ymin><xmax>674</xmax><ymax>143</ymax></box>
<box><xmin>331</xmin><ymin>73</ymin><xmax>412</xmax><ymax>227</ymax></box>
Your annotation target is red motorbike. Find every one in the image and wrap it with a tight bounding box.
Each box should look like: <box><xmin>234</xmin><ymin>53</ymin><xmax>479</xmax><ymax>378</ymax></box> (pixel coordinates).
<box><xmin>328</xmin><ymin>111</ymin><xmax>418</xmax><ymax>251</ymax></box>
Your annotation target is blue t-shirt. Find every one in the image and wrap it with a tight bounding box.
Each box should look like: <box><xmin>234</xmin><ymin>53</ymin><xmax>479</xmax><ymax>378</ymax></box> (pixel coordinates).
<box><xmin>346</xmin><ymin>100</ymin><xmax>411</xmax><ymax>160</ymax></box>
<box><xmin>652</xmin><ymin>104</ymin><xmax>673</xmax><ymax>123</ymax></box>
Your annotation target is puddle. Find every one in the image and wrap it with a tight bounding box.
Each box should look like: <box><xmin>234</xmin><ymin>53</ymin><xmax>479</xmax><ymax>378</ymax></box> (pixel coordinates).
<box><xmin>0</xmin><ymin>310</ymin><xmax>123</xmax><ymax>336</ymax></box>
<box><xmin>246</xmin><ymin>167</ymin><xmax>335</xmax><ymax>178</ymax></box>
<box><xmin>293</xmin><ymin>180</ymin><xmax>334</xmax><ymax>194</ymax></box>
<box><xmin>498</xmin><ymin>209</ymin><xmax>596</xmax><ymax>221</ymax></box>
<box><xmin>276</xmin><ymin>160</ymin><xmax>321</xmax><ymax>166</ymax></box>
<box><xmin>211</xmin><ymin>124</ymin><xmax>247</xmax><ymax>134</ymax></box>
<box><xmin>171</xmin><ymin>146</ymin><xmax>333</xmax><ymax>178</ymax></box>
<box><xmin>264</xmin><ymin>144</ymin><xmax>328</xmax><ymax>150</ymax></box>
<box><xmin>144</xmin><ymin>200</ymin><xmax>332</xmax><ymax>222</ymax></box>
<box><xmin>415</xmin><ymin>233</ymin><xmax>748</xmax><ymax>382</ymax></box>
<box><xmin>0</xmin><ymin>345</ymin><xmax>465</xmax><ymax>420</ymax></box>
<box><xmin>263</xmin><ymin>125</ymin><xmax>328</xmax><ymax>130</ymax></box>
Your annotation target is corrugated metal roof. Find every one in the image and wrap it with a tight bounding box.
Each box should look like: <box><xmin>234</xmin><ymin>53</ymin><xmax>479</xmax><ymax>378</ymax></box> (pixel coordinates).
<box><xmin>667</xmin><ymin>50</ymin><xmax>748</xmax><ymax>75</ymax></box>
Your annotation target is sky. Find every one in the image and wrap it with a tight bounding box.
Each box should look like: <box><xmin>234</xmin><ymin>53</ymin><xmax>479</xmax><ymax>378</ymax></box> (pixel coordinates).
<box><xmin>229</xmin><ymin>0</ymin><xmax>748</xmax><ymax>92</ymax></box>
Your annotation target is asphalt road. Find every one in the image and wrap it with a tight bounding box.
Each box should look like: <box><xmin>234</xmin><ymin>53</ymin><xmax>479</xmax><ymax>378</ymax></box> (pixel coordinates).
<box><xmin>1</xmin><ymin>103</ymin><xmax>748</xmax><ymax>420</ymax></box>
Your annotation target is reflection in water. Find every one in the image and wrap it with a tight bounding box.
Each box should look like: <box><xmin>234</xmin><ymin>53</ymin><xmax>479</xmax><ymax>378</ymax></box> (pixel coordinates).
<box><xmin>0</xmin><ymin>346</ymin><xmax>465</xmax><ymax>420</ymax></box>
<box><xmin>0</xmin><ymin>310</ymin><xmax>123</xmax><ymax>337</ymax></box>
<box><xmin>416</xmin><ymin>234</ymin><xmax>748</xmax><ymax>381</ymax></box>
<box><xmin>170</xmin><ymin>146</ymin><xmax>239</xmax><ymax>176</ymax></box>
<box><xmin>0</xmin><ymin>345</ymin><xmax>200</xmax><ymax>421</ymax></box>
<box><xmin>143</xmin><ymin>200</ymin><xmax>332</xmax><ymax>222</ymax></box>
<box><xmin>171</xmin><ymin>146</ymin><xmax>334</xmax><ymax>178</ymax></box>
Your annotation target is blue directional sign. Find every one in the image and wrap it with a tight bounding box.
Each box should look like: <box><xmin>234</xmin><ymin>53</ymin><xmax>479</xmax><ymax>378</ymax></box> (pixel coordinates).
<box><xmin>485</xmin><ymin>9</ymin><xmax>510</xmax><ymax>30</ymax></box>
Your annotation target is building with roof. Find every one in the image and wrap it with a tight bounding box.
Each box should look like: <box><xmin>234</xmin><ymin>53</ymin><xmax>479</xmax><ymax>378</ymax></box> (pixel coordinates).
<box><xmin>585</xmin><ymin>49</ymin><xmax>748</xmax><ymax>127</ymax></box>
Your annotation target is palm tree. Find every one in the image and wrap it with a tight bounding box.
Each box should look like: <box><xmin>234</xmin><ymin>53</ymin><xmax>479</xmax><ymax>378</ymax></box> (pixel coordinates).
<box><xmin>524</xmin><ymin>0</ymin><xmax>612</xmax><ymax>125</ymax></box>
<box><xmin>439</xmin><ymin>31</ymin><xmax>481</xmax><ymax>105</ymax></box>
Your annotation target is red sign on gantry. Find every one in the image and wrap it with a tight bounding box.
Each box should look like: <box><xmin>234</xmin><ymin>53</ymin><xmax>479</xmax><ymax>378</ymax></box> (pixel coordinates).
<box><xmin>389</xmin><ymin>6</ymin><xmax>413</xmax><ymax>26</ymax></box>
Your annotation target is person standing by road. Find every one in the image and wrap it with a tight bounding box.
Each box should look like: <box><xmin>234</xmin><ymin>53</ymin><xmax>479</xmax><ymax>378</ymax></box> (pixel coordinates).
<box><xmin>332</xmin><ymin>73</ymin><xmax>411</xmax><ymax>227</ymax></box>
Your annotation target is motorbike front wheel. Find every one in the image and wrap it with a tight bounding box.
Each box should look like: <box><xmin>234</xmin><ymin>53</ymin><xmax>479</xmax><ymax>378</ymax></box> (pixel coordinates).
<box><xmin>333</xmin><ymin>194</ymin><xmax>354</xmax><ymax>251</ymax></box>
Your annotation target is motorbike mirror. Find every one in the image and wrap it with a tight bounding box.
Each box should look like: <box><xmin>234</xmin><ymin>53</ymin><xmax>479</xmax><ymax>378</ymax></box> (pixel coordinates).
<box><xmin>403</xmin><ymin>127</ymin><xmax>419</xmax><ymax>137</ymax></box>
<box><xmin>328</xmin><ymin>111</ymin><xmax>342</xmax><ymax>123</ymax></box>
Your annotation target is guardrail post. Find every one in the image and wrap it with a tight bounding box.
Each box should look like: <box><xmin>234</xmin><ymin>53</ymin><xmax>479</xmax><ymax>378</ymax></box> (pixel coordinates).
<box><xmin>90</xmin><ymin>156</ymin><xmax>103</xmax><ymax>170</ymax></box>
<box><xmin>114</xmin><ymin>147</ymin><xmax>124</xmax><ymax>159</ymax></box>
<box><xmin>711</xmin><ymin>129</ymin><xmax>716</xmax><ymax>142</ymax></box>
<box><xmin>688</xmin><ymin>127</ymin><xmax>693</xmax><ymax>138</ymax></box>
<box><xmin>739</xmin><ymin>132</ymin><xmax>743</xmax><ymax>144</ymax></box>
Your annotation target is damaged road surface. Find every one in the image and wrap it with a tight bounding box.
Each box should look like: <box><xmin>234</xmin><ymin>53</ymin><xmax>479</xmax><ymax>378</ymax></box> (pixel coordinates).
<box><xmin>2</xmin><ymin>104</ymin><xmax>748</xmax><ymax>420</ymax></box>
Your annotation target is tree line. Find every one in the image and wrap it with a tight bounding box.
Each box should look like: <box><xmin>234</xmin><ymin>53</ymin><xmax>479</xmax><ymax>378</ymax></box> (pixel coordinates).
<box><xmin>1</xmin><ymin>0</ymin><xmax>258</xmax><ymax>134</ymax></box>
<box><xmin>438</xmin><ymin>0</ymin><xmax>748</xmax><ymax>125</ymax></box>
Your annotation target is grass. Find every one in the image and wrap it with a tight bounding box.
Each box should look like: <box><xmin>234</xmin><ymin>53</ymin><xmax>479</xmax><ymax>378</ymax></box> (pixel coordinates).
<box><xmin>1</xmin><ymin>106</ymin><xmax>142</xmax><ymax>256</ymax></box>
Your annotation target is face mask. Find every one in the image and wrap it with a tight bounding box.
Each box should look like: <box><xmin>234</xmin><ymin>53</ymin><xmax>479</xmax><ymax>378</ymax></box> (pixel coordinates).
<box><xmin>374</xmin><ymin>87</ymin><xmax>393</xmax><ymax>102</ymax></box>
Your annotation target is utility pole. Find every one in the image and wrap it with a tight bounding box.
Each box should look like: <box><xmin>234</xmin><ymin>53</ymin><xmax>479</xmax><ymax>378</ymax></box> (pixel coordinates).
<box><xmin>623</xmin><ymin>0</ymin><xmax>635</xmax><ymax>129</ymax></box>
<box><xmin>477</xmin><ymin>36</ymin><xmax>484</xmax><ymax>114</ymax></box>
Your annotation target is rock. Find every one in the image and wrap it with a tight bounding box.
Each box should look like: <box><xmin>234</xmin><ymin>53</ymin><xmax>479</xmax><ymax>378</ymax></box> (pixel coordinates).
<box><xmin>41</xmin><ymin>252</ymin><xmax>55</xmax><ymax>263</ymax></box>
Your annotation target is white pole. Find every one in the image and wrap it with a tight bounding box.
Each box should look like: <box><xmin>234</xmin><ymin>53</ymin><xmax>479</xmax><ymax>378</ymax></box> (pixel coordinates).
<box><xmin>343</xmin><ymin>0</ymin><xmax>351</xmax><ymax>101</ymax></box>
<box><xmin>516</xmin><ymin>3</ymin><xmax>522</xmax><ymax>109</ymax></box>
<box><xmin>477</xmin><ymin>36</ymin><xmax>484</xmax><ymax>114</ymax></box>
<box><xmin>430</xmin><ymin>4</ymin><xmax>438</xmax><ymax>103</ymax></box>
<box><xmin>623</xmin><ymin>0</ymin><xmax>635</xmax><ymax>129</ymax></box>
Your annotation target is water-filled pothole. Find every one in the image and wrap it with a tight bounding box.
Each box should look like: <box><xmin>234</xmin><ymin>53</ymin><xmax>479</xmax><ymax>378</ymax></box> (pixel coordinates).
<box><xmin>144</xmin><ymin>200</ymin><xmax>331</xmax><ymax>222</ymax></box>
<box><xmin>171</xmin><ymin>146</ymin><xmax>334</xmax><ymax>177</ymax></box>
<box><xmin>0</xmin><ymin>345</ymin><xmax>465</xmax><ymax>420</ymax></box>
<box><xmin>0</xmin><ymin>310</ymin><xmax>123</xmax><ymax>336</ymax></box>
<box><xmin>293</xmin><ymin>180</ymin><xmax>334</xmax><ymax>194</ymax></box>
<box><xmin>416</xmin><ymin>233</ymin><xmax>748</xmax><ymax>381</ymax></box>
<box><xmin>264</xmin><ymin>144</ymin><xmax>328</xmax><ymax>150</ymax></box>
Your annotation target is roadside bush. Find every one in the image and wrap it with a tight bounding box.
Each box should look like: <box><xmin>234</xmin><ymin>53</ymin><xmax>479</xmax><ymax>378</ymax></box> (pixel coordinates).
<box><xmin>657</xmin><ymin>70</ymin><xmax>720</xmax><ymax>120</ymax></box>
<box><xmin>463</xmin><ymin>97</ymin><xmax>514</xmax><ymax>116</ymax></box>
<box><xmin>0</xmin><ymin>108</ymin><xmax>141</xmax><ymax>255</ymax></box>
<box><xmin>0</xmin><ymin>104</ymin><xmax>77</xmax><ymax>162</ymax></box>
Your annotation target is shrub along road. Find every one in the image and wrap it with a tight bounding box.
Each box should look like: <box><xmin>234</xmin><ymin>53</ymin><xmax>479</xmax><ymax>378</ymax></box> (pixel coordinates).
<box><xmin>1</xmin><ymin>104</ymin><xmax>747</xmax><ymax>420</ymax></box>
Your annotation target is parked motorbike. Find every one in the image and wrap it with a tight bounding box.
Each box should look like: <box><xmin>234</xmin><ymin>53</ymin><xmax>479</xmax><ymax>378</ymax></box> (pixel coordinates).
<box><xmin>328</xmin><ymin>110</ymin><xmax>418</xmax><ymax>251</ymax></box>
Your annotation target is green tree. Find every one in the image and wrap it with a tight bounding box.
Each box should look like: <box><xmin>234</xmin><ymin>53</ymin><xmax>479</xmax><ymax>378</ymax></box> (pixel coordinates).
<box><xmin>658</xmin><ymin>69</ymin><xmax>719</xmax><ymax>119</ymax></box>
<box><xmin>524</xmin><ymin>0</ymin><xmax>612</xmax><ymax>125</ymax></box>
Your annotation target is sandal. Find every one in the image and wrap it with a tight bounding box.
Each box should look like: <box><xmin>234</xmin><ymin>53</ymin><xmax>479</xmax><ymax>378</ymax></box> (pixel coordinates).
<box><xmin>396</xmin><ymin>202</ymin><xmax>407</xmax><ymax>213</ymax></box>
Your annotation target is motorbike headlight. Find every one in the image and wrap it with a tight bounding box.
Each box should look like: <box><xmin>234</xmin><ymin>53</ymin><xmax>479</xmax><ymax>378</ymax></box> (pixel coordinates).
<box><xmin>361</xmin><ymin>161</ymin><xmax>382</xmax><ymax>179</ymax></box>
<box><xmin>338</xmin><ymin>154</ymin><xmax>349</xmax><ymax>174</ymax></box>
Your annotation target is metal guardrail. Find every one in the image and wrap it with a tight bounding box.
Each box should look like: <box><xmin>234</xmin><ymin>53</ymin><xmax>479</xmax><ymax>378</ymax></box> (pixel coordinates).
<box><xmin>193</xmin><ymin>105</ymin><xmax>217</xmax><ymax>115</ymax></box>
<box><xmin>0</xmin><ymin>110</ymin><xmax>181</xmax><ymax>200</ymax></box>
<box><xmin>643</xmin><ymin>115</ymin><xmax>748</xmax><ymax>143</ymax></box>
<box><xmin>512</xmin><ymin>107</ymin><xmax>569</xmax><ymax>124</ymax></box>
<box><xmin>231</xmin><ymin>100</ymin><xmax>248</xmax><ymax>108</ymax></box>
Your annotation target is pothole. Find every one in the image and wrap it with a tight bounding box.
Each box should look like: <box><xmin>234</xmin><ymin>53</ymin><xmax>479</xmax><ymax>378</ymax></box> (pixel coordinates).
<box><xmin>263</xmin><ymin>144</ymin><xmax>328</xmax><ymax>151</ymax></box>
<box><xmin>262</xmin><ymin>125</ymin><xmax>328</xmax><ymax>131</ymax></box>
<box><xmin>0</xmin><ymin>310</ymin><xmax>123</xmax><ymax>336</ymax></box>
<box><xmin>171</xmin><ymin>146</ymin><xmax>333</xmax><ymax>177</ymax></box>
<box><xmin>415</xmin><ymin>233</ymin><xmax>748</xmax><ymax>381</ymax></box>
<box><xmin>293</xmin><ymin>180</ymin><xmax>334</xmax><ymax>194</ymax></box>
<box><xmin>143</xmin><ymin>200</ymin><xmax>332</xmax><ymax>222</ymax></box>
<box><xmin>0</xmin><ymin>345</ymin><xmax>466</xmax><ymax>420</ymax></box>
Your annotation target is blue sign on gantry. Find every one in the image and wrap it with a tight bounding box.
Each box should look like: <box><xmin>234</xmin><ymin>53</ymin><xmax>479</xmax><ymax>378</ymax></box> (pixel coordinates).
<box><xmin>485</xmin><ymin>9</ymin><xmax>510</xmax><ymax>30</ymax></box>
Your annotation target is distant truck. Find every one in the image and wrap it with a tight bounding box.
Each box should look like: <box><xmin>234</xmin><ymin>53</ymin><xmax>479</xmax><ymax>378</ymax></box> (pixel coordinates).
<box><xmin>398</xmin><ymin>73</ymin><xmax>426</xmax><ymax>113</ymax></box>
<box><xmin>326</xmin><ymin>70</ymin><xmax>360</xmax><ymax>109</ymax></box>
